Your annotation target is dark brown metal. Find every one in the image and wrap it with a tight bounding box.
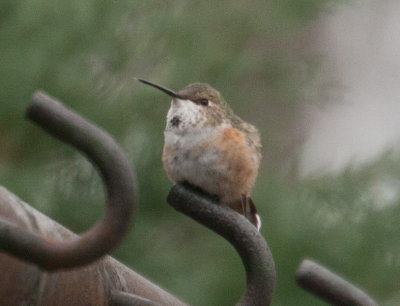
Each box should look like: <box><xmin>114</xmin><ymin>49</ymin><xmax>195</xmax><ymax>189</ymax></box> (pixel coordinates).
<box><xmin>0</xmin><ymin>186</ymin><xmax>186</xmax><ymax>306</ymax></box>
<box><xmin>296</xmin><ymin>259</ymin><xmax>378</xmax><ymax>306</ymax></box>
<box><xmin>0</xmin><ymin>90</ymin><xmax>137</xmax><ymax>270</ymax></box>
<box><xmin>167</xmin><ymin>183</ymin><xmax>276</xmax><ymax>306</ymax></box>
<box><xmin>110</xmin><ymin>290</ymin><xmax>161</xmax><ymax>306</ymax></box>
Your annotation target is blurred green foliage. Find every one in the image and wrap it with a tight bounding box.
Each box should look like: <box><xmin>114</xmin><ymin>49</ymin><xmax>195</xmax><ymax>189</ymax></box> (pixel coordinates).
<box><xmin>1</xmin><ymin>1</ymin><xmax>399</xmax><ymax>305</ymax></box>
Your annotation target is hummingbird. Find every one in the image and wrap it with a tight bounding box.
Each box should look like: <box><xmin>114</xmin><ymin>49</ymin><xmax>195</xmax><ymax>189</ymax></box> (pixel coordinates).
<box><xmin>138</xmin><ymin>79</ymin><xmax>262</xmax><ymax>230</ymax></box>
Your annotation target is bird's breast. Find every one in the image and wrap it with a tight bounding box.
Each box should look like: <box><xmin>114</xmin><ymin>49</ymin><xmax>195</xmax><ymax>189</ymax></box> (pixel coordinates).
<box><xmin>162</xmin><ymin>126</ymin><xmax>259</xmax><ymax>203</ymax></box>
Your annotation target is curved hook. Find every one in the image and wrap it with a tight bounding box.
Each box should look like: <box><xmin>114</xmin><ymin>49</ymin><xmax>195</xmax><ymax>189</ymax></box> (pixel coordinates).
<box><xmin>296</xmin><ymin>259</ymin><xmax>378</xmax><ymax>306</ymax></box>
<box><xmin>167</xmin><ymin>183</ymin><xmax>276</xmax><ymax>306</ymax></box>
<box><xmin>0</xmin><ymin>91</ymin><xmax>137</xmax><ymax>270</ymax></box>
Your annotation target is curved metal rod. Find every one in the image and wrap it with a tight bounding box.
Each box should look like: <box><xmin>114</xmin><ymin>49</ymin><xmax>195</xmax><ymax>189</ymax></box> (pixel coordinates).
<box><xmin>167</xmin><ymin>183</ymin><xmax>276</xmax><ymax>306</ymax></box>
<box><xmin>0</xmin><ymin>90</ymin><xmax>137</xmax><ymax>270</ymax></box>
<box><xmin>109</xmin><ymin>290</ymin><xmax>161</xmax><ymax>306</ymax></box>
<box><xmin>296</xmin><ymin>259</ymin><xmax>378</xmax><ymax>306</ymax></box>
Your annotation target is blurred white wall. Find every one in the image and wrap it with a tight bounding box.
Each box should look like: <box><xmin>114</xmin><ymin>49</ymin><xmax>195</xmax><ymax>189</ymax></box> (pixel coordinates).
<box><xmin>300</xmin><ymin>0</ymin><xmax>400</xmax><ymax>175</ymax></box>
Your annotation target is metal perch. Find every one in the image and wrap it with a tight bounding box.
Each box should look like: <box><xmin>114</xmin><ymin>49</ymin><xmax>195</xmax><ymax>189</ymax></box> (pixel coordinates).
<box><xmin>0</xmin><ymin>91</ymin><xmax>137</xmax><ymax>270</ymax></box>
<box><xmin>0</xmin><ymin>90</ymin><xmax>379</xmax><ymax>305</ymax></box>
<box><xmin>0</xmin><ymin>186</ymin><xmax>184</xmax><ymax>305</ymax></box>
<box><xmin>167</xmin><ymin>183</ymin><xmax>276</xmax><ymax>306</ymax></box>
<box><xmin>296</xmin><ymin>259</ymin><xmax>378</xmax><ymax>306</ymax></box>
<box><xmin>110</xmin><ymin>290</ymin><xmax>162</xmax><ymax>306</ymax></box>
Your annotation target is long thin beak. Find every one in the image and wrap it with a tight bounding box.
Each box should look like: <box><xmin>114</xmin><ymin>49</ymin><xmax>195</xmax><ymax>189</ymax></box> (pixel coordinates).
<box><xmin>136</xmin><ymin>78</ymin><xmax>183</xmax><ymax>99</ymax></box>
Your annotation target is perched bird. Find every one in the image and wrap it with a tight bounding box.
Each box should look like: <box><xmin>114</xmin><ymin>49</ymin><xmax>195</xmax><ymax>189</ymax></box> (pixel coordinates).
<box><xmin>138</xmin><ymin>79</ymin><xmax>262</xmax><ymax>230</ymax></box>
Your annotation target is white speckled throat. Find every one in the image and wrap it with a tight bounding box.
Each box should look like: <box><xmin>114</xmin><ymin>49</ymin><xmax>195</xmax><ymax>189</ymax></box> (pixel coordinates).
<box><xmin>165</xmin><ymin>98</ymin><xmax>207</xmax><ymax>132</ymax></box>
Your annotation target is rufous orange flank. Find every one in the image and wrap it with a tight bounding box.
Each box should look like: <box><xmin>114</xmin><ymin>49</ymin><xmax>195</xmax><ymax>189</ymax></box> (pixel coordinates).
<box><xmin>138</xmin><ymin>79</ymin><xmax>262</xmax><ymax>229</ymax></box>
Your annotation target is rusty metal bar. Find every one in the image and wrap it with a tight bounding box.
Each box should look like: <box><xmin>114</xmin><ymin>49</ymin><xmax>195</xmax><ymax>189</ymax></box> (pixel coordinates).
<box><xmin>110</xmin><ymin>290</ymin><xmax>161</xmax><ymax>306</ymax></box>
<box><xmin>167</xmin><ymin>183</ymin><xmax>276</xmax><ymax>306</ymax></box>
<box><xmin>0</xmin><ymin>90</ymin><xmax>137</xmax><ymax>270</ymax></box>
<box><xmin>296</xmin><ymin>259</ymin><xmax>378</xmax><ymax>306</ymax></box>
<box><xmin>0</xmin><ymin>186</ymin><xmax>186</xmax><ymax>306</ymax></box>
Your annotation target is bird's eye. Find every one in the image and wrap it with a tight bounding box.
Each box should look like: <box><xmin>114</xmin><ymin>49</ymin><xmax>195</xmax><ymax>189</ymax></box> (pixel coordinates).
<box><xmin>200</xmin><ymin>98</ymin><xmax>209</xmax><ymax>106</ymax></box>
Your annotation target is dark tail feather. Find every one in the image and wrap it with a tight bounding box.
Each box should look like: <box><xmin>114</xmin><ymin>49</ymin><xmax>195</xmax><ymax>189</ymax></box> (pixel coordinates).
<box><xmin>240</xmin><ymin>195</ymin><xmax>261</xmax><ymax>230</ymax></box>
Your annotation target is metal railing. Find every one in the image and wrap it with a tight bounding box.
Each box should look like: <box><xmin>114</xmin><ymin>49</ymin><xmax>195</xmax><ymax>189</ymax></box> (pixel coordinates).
<box><xmin>0</xmin><ymin>91</ymin><xmax>378</xmax><ymax>305</ymax></box>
